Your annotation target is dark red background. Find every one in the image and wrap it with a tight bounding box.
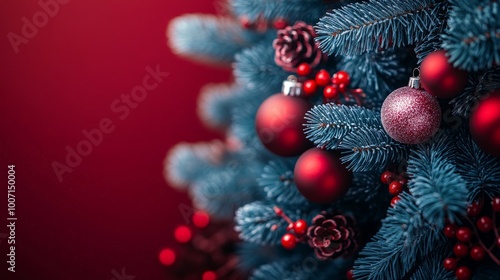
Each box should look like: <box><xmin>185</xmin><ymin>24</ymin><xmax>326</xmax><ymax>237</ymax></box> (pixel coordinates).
<box><xmin>0</xmin><ymin>0</ymin><xmax>229</xmax><ymax>279</ymax></box>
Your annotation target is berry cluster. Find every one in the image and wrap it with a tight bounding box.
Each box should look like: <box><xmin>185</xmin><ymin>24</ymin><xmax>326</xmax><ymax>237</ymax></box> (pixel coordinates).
<box><xmin>295</xmin><ymin>63</ymin><xmax>365</xmax><ymax>105</ymax></box>
<box><xmin>380</xmin><ymin>170</ymin><xmax>409</xmax><ymax>206</ymax></box>
<box><xmin>272</xmin><ymin>206</ymin><xmax>308</xmax><ymax>250</ymax></box>
<box><xmin>443</xmin><ymin>197</ymin><xmax>500</xmax><ymax>280</ymax></box>
<box><xmin>239</xmin><ymin>16</ymin><xmax>288</xmax><ymax>31</ymax></box>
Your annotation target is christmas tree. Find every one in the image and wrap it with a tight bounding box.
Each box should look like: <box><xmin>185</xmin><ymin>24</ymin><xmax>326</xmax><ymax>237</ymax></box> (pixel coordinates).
<box><xmin>163</xmin><ymin>0</ymin><xmax>500</xmax><ymax>279</ymax></box>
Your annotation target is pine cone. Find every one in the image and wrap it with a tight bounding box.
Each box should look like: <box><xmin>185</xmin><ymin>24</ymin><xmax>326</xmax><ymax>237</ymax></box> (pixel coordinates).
<box><xmin>272</xmin><ymin>21</ymin><xmax>325</xmax><ymax>72</ymax></box>
<box><xmin>307</xmin><ymin>211</ymin><xmax>359</xmax><ymax>260</ymax></box>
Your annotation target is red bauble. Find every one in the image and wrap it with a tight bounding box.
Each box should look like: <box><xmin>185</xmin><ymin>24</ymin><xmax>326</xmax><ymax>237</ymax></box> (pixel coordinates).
<box><xmin>256</xmin><ymin>94</ymin><xmax>312</xmax><ymax>157</ymax></box>
<box><xmin>381</xmin><ymin>85</ymin><xmax>441</xmax><ymax>144</ymax></box>
<box><xmin>420</xmin><ymin>50</ymin><xmax>468</xmax><ymax>99</ymax></box>
<box><xmin>294</xmin><ymin>148</ymin><xmax>352</xmax><ymax>204</ymax></box>
<box><xmin>470</xmin><ymin>91</ymin><xmax>500</xmax><ymax>157</ymax></box>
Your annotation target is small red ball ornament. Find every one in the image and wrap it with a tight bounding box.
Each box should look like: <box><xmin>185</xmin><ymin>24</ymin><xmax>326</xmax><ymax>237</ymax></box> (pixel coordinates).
<box><xmin>294</xmin><ymin>148</ymin><xmax>352</xmax><ymax>204</ymax></box>
<box><xmin>420</xmin><ymin>50</ymin><xmax>468</xmax><ymax>99</ymax></box>
<box><xmin>281</xmin><ymin>233</ymin><xmax>297</xmax><ymax>249</ymax></box>
<box><xmin>256</xmin><ymin>77</ymin><xmax>312</xmax><ymax>157</ymax></box>
<box><xmin>381</xmin><ymin>76</ymin><xmax>441</xmax><ymax>144</ymax></box>
<box><xmin>469</xmin><ymin>90</ymin><xmax>500</xmax><ymax>157</ymax></box>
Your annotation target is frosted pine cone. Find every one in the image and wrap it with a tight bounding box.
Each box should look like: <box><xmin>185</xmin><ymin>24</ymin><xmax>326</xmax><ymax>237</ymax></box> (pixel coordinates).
<box><xmin>272</xmin><ymin>21</ymin><xmax>325</xmax><ymax>72</ymax></box>
<box><xmin>307</xmin><ymin>211</ymin><xmax>359</xmax><ymax>260</ymax></box>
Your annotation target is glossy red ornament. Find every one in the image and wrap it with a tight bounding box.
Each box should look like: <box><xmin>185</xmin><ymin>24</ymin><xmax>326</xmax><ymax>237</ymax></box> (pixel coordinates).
<box><xmin>454</xmin><ymin>243</ymin><xmax>469</xmax><ymax>257</ymax></box>
<box><xmin>281</xmin><ymin>233</ymin><xmax>297</xmax><ymax>249</ymax></box>
<box><xmin>255</xmin><ymin>94</ymin><xmax>312</xmax><ymax>157</ymax></box>
<box><xmin>420</xmin><ymin>50</ymin><xmax>468</xmax><ymax>99</ymax></box>
<box><xmin>476</xmin><ymin>216</ymin><xmax>493</xmax><ymax>232</ymax></box>
<box><xmin>470</xmin><ymin>91</ymin><xmax>500</xmax><ymax>157</ymax></box>
<box><xmin>297</xmin><ymin>63</ymin><xmax>312</xmax><ymax>76</ymax></box>
<box><xmin>332</xmin><ymin>71</ymin><xmax>350</xmax><ymax>86</ymax></box>
<box><xmin>294</xmin><ymin>148</ymin><xmax>352</xmax><ymax>204</ymax></box>
<box><xmin>443</xmin><ymin>257</ymin><xmax>457</xmax><ymax>271</ymax></box>
<box><xmin>381</xmin><ymin>82</ymin><xmax>441</xmax><ymax>144</ymax></box>
<box><xmin>315</xmin><ymin>70</ymin><xmax>331</xmax><ymax>86</ymax></box>
<box><xmin>388</xmin><ymin>181</ymin><xmax>403</xmax><ymax>195</ymax></box>
<box><xmin>470</xmin><ymin>246</ymin><xmax>485</xmax><ymax>261</ymax></box>
<box><xmin>323</xmin><ymin>85</ymin><xmax>339</xmax><ymax>99</ymax></box>
<box><xmin>456</xmin><ymin>227</ymin><xmax>472</xmax><ymax>242</ymax></box>
<box><xmin>293</xmin><ymin>219</ymin><xmax>308</xmax><ymax>235</ymax></box>
<box><xmin>455</xmin><ymin>266</ymin><xmax>471</xmax><ymax>280</ymax></box>
<box><xmin>444</xmin><ymin>224</ymin><xmax>458</xmax><ymax>238</ymax></box>
<box><xmin>303</xmin><ymin>80</ymin><xmax>318</xmax><ymax>96</ymax></box>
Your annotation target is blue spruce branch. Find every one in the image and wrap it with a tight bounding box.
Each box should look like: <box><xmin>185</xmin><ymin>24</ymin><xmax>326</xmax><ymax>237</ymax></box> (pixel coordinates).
<box><xmin>353</xmin><ymin>193</ymin><xmax>447</xmax><ymax>280</ymax></box>
<box><xmin>231</xmin><ymin>0</ymin><xmax>346</xmax><ymax>26</ymax></box>
<box><xmin>442</xmin><ymin>0</ymin><xmax>500</xmax><ymax>71</ymax></box>
<box><xmin>414</xmin><ymin>2</ymin><xmax>449</xmax><ymax>64</ymax></box>
<box><xmin>235</xmin><ymin>201</ymin><xmax>313</xmax><ymax>245</ymax></box>
<box><xmin>168</xmin><ymin>14</ymin><xmax>266</xmax><ymax>65</ymax></box>
<box><xmin>450</xmin><ymin>67</ymin><xmax>500</xmax><ymax>117</ymax></box>
<box><xmin>339</xmin><ymin>128</ymin><xmax>408</xmax><ymax>172</ymax></box>
<box><xmin>407</xmin><ymin>133</ymin><xmax>468</xmax><ymax>228</ymax></box>
<box><xmin>315</xmin><ymin>0</ymin><xmax>447</xmax><ymax>56</ymax></box>
<box><xmin>339</xmin><ymin>49</ymin><xmax>411</xmax><ymax>103</ymax></box>
<box><xmin>304</xmin><ymin>104</ymin><xmax>382</xmax><ymax>150</ymax></box>
<box><xmin>259</xmin><ymin>159</ymin><xmax>315</xmax><ymax>208</ymax></box>
<box><xmin>198</xmin><ymin>83</ymin><xmax>240</xmax><ymax>129</ymax></box>
<box><xmin>455</xmin><ymin>131</ymin><xmax>500</xmax><ymax>201</ymax></box>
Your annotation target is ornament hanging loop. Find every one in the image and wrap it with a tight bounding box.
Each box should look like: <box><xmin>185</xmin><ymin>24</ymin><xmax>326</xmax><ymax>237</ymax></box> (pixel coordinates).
<box><xmin>282</xmin><ymin>75</ymin><xmax>303</xmax><ymax>96</ymax></box>
<box><xmin>408</xmin><ymin>68</ymin><xmax>421</xmax><ymax>89</ymax></box>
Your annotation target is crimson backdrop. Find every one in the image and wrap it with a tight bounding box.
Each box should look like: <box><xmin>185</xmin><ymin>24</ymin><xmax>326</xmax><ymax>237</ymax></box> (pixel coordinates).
<box><xmin>0</xmin><ymin>0</ymin><xmax>230</xmax><ymax>279</ymax></box>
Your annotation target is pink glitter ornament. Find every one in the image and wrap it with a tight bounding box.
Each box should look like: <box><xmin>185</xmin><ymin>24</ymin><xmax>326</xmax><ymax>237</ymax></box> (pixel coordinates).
<box><xmin>381</xmin><ymin>76</ymin><xmax>441</xmax><ymax>144</ymax></box>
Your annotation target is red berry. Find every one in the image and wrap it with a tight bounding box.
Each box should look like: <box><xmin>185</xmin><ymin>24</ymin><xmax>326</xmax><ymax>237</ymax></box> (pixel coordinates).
<box><xmin>158</xmin><ymin>248</ymin><xmax>176</xmax><ymax>266</ymax></box>
<box><xmin>456</xmin><ymin>227</ymin><xmax>472</xmax><ymax>242</ymax></box>
<box><xmin>455</xmin><ymin>266</ymin><xmax>471</xmax><ymax>280</ymax></box>
<box><xmin>467</xmin><ymin>201</ymin><xmax>482</xmax><ymax>217</ymax></box>
<box><xmin>476</xmin><ymin>216</ymin><xmax>493</xmax><ymax>232</ymax></box>
<box><xmin>470</xmin><ymin>245</ymin><xmax>485</xmax><ymax>261</ymax></box>
<box><xmin>390</xmin><ymin>196</ymin><xmax>401</xmax><ymax>206</ymax></box>
<box><xmin>444</xmin><ymin>224</ymin><xmax>458</xmax><ymax>238</ymax></box>
<box><xmin>332</xmin><ymin>71</ymin><xmax>350</xmax><ymax>86</ymax></box>
<box><xmin>192</xmin><ymin>211</ymin><xmax>210</xmax><ymax>228</ymax></box>
<box><xmin>388</xmin><ymin>181</ymin><xmax>403</xmax><ymax>195</ymax></box>
<box><xmin>303</xmin><ymin>80</ymin><xmax>318</xmax><ymax>96</ymax></box>
<box><xmin>273</xmin><ymin>18</ymin><xmax>288</xmax><ymax>30</ymax></box>
<box><xmin>315</xmin><ymin>70</ymin><xmax>331</xmax><ymax>86</ymax></box>
<box><xmin>453</xmin><ymin>243</ymin><xmax>469</xmax><ymax>257</ymax></box>
<box><xmin>202</xmin><ymin>271</ymin><xmax>217</xmax><ymax>280</ymax></box>
<box><xmin>174</xmin><ymin>226</ymin><xmax>192</xmax><ymax>243</ymax></box>
<box><xmin>293</xmin><ymin>219</ymin><xmax>308</xmax><ymax>235</ymax></box>
<box><xmin>346</xmin><ymin>269</ymin><xmax>355</xmax><ymax>280</ymax></box>
<box><xmin>398</xmin><ymin>178</ymin><xmax>408</xmax><ymax>186</ymax></box>
<box><xmin>443</xmin><ymin>257</ymin><xmax>457</xmax><ymax>271</ymax></box>
<box><xmin>297</xmin><ymin>63</ymin><xmax>312</xmax><ymax>76</ymax></box>
<box><xmin>492</xmin><ymin>197</ymin><xmax>500</xmax><ymax>212</ymax></box>
<box><xmin>240</xmin><ymin>17</ymin><xmax>252</xmax><ymax>29</ymax></box>
<box><xmin>323</xmin><ymin>85</ymin><xmax>339</xmax><ymax>99</ymax></box>
<box><xmin>286</xmin><ymin>223</ymin><xmax>294</xmax><ymax>231</ymax></box>
<box><xmin>281</xmin><ymin>233</ymin><xmax>297</xmax><ymax>250</ymax></box>
<box><xmin>338</xmin><ymin>83</ymin><xmax>346</xmax><ymax>93</ymax></box>
<box><xmin>381</xmin><ymin>171</ymin><xmax>394</xmax><ymax>185</ymax></box>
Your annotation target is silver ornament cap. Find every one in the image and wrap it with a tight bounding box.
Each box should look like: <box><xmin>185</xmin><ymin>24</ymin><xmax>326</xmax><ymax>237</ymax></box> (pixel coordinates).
<box><xmin>408</xmin><ymin>68</ymin><xmax>421</xmax><ymax>89</ymax></box>
<box><xmin>282</xmin><ymin>75</ymin><xmax>303</xmax><ymax>96</ymax></box>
